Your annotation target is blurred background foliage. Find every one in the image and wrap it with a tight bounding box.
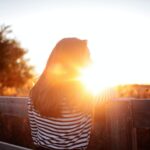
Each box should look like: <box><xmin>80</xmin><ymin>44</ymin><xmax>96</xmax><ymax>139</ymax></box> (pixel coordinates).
<box><xmin>0</xmin><ymin>25</ymin><xmax>35</xmax><ymax>96</ymax></box>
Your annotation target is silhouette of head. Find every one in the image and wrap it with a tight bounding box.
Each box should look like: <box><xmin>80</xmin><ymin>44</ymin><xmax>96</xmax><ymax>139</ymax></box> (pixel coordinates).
<box><xmin>44</xmin><ymin>37</ymin><xmax>91</xmax><ymax>79</ymax></box>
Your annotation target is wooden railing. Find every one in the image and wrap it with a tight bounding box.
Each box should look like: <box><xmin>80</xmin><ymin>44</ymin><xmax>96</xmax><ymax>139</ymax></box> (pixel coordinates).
<box><xmin>0</xmin><ymin>96</ymin><xmax>33</xmax><ymax>149</ymax></box>
<box><xmin>106</xmin><ymin>99</ymin><xmax>150</xmax><ymax>150</ymax></box>
<box><xmin>0</xmin><ymin>96</ymin><xmax>150</xmax><ymax>150</ymax></box>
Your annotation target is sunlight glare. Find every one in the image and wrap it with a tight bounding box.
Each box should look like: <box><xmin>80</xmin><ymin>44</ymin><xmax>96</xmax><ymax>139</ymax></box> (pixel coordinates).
<box><xmin>78</xmin><ymin>64</ymin><xmax>116</xmax><ymax>95</ymax></box>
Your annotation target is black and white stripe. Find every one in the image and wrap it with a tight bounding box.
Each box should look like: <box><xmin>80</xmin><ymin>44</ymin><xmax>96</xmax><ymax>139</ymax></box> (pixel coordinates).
<box><xmin>28</xmin><ymin>99</ymin><xmax>92</xmax><ymax>150</ymax></box>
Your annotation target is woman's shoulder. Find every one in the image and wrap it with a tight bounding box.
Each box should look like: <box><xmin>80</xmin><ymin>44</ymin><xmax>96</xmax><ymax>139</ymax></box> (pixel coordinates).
<box><xmin>27</xmin><ymin>97</ymin><xmax>33</xmax><ymax>105</ymax></box>
<box><xmin>27</xmin><ymin>97</ymin><xmax>36</xmax><ymax>112</ymax></box>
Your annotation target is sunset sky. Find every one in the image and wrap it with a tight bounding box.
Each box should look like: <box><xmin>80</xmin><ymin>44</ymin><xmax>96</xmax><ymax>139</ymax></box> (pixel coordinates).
<box><xmin>1</xmin><ymin>0</ymin><xmax>150</xmax><ymax>86</ymax></box>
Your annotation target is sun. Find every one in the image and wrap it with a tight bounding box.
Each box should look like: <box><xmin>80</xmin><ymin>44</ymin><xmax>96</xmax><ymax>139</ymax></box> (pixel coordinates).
<box><xmin>78</xmin><ymin>64</ymin><xmax>116</xmax><ymax>95</ymax></box>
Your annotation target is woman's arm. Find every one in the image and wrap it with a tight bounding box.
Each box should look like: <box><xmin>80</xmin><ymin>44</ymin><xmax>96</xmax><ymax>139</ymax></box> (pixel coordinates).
<box><xmin>27</xmin><ymin>98</ymin><xmax>38</xmax><ymax>145</ymax></box>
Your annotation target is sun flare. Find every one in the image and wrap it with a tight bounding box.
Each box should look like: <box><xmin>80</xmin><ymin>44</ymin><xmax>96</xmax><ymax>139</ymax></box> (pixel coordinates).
<box><xmin>78</xmin><ymin>64</ymin><xmax>116</xmax><ymax>95</ymax></box>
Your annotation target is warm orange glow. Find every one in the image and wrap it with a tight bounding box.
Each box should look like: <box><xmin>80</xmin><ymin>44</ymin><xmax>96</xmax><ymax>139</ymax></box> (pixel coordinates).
<box><xmin>78</xmin><ymin>64</ymin><xmax>116</xmax><ymax>95</ymax></box>
<box><xmin>51</xmin><ymin>64</ymin><xmax>66</xmax><ymax>75</ymax></box>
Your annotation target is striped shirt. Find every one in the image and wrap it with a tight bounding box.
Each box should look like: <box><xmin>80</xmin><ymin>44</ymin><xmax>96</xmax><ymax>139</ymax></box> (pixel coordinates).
<box><xmin>28</xmin><ymin>98</ymin><xmax>92</xmax><ymax>150</ymax></box>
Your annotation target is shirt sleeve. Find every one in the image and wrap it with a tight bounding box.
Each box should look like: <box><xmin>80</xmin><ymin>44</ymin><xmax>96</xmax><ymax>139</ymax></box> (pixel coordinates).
<box><xmin>27</xmin><ymin>98</ymin><xmax>38</xmax><ymax>145</ymax></box>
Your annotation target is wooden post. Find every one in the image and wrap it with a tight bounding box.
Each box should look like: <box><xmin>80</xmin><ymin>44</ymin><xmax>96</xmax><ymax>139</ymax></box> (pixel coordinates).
<box><xmin>132</xmin><ymin>128</ymin><xmax>137</xmax><ymax>150</ymax></box>
<box><xmin>106</xmin><ymin>100</ymin><xmax>133</xmax><ymax>150</ymax></box>
<box><xmin>0</xmin><ymin>96</ymin><xmax>28</xmax><ymax>117</ymax></box>
<box><xmin>131</xmin><ymin>100</ymin><xmax>150</xmax><ymax>150</ymax></box>
<box><xmin>0</xmin><ymin>96</ymin><xmax>33</xmax><ymax>149</ymax></box>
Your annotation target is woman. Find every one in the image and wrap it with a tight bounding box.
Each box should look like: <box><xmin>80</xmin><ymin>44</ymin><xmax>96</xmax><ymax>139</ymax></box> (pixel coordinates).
<box><xmin>28</xmin><ymin>38</ymin><xmax>94</xmax><ymax>150</ymax></box>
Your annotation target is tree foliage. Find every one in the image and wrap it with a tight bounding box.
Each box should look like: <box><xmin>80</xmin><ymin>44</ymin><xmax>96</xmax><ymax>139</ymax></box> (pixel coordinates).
<box><xmin>0</xmin><ymin>25</ymin><xmax>34</xmax><ymax>95</ymax></box>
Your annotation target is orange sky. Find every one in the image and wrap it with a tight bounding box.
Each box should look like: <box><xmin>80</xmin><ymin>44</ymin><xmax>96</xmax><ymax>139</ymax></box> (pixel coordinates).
<box><xmin>1</xmin><ymin>0</ymin><xmax>150</xmax><ymax>85</ymax></box>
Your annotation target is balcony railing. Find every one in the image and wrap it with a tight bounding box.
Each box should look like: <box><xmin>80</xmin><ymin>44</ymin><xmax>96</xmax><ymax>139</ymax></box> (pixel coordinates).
<box><xmin>0</xmin><ymin>96</ymin><xmax>150</xmax><ymax>150</ymax></box>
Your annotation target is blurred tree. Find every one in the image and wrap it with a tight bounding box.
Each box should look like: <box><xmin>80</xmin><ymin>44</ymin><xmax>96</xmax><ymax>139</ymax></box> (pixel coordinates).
<box><xmin>0</xmin><ymin>25</ymin><xmax>34</xmax><ymax>95</ymax></box>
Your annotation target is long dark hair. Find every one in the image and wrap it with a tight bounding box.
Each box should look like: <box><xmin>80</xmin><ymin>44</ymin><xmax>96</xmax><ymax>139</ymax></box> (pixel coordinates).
<box><xmin>30</xmin><ymin>38</ymin><xmax>93</xmax><ymax>117</ymax></box>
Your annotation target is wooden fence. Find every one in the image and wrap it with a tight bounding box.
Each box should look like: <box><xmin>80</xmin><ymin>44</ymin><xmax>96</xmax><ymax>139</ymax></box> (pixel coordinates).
<box><xmin>0</xmin><ymin>96</ymin><xmax>150</xmax><ymax>150</ymax></box>
<box><xmin>0</xmin><ymin>96</ymin><xmax>33</xmax><ymax>149</ymax></box>
<box><xmin>106</xmin><ymin>99</ymin><xmax>150</xmax><ymax>150</ymax></box>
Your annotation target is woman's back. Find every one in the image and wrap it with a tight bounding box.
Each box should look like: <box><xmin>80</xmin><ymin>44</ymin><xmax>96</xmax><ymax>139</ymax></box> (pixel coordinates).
<box><xmin>28</xmin><ymin>97</ymin><xmax>92</xmax><ymax>150</ymax></box>
<box><xmin>28</xmin><ymin>38</ymin><xmax>93</xmax><ymax>150</ymax></box>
